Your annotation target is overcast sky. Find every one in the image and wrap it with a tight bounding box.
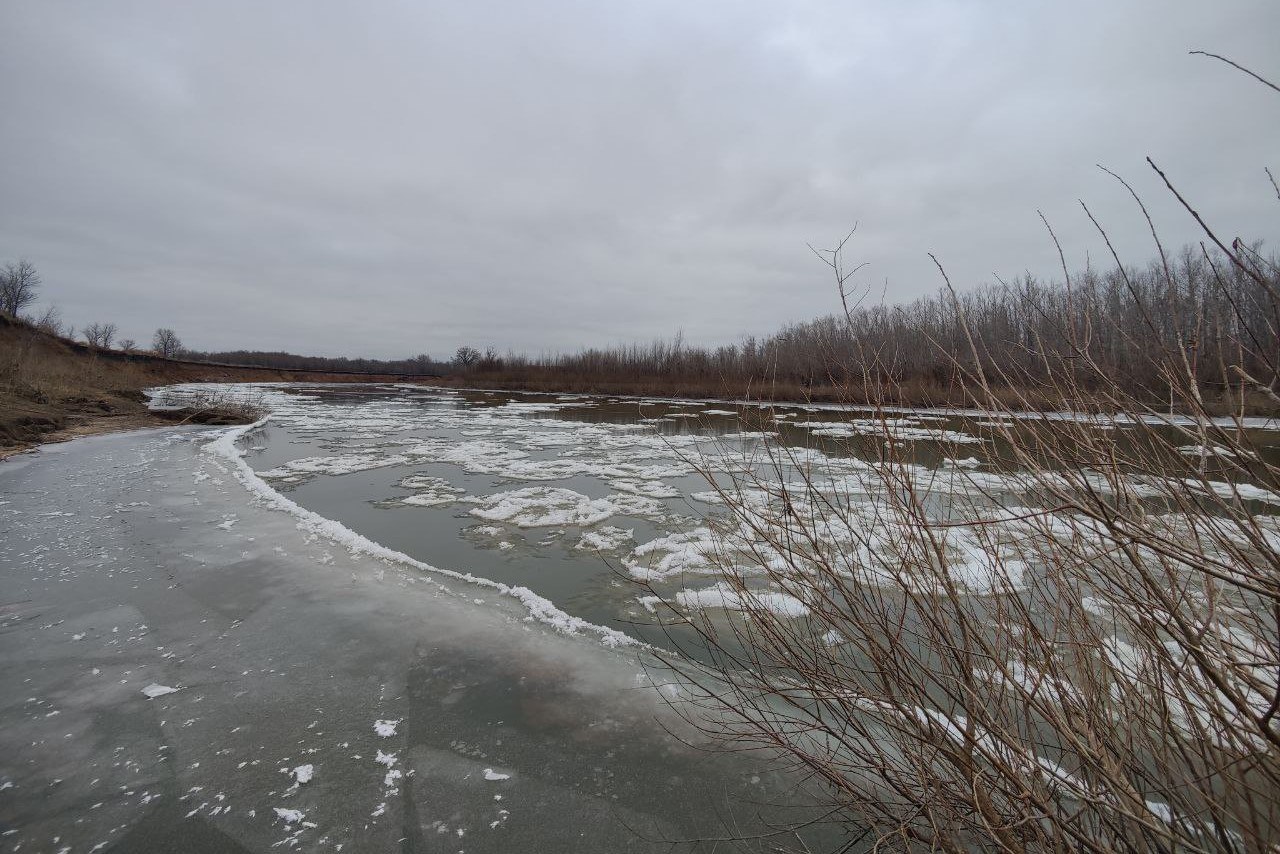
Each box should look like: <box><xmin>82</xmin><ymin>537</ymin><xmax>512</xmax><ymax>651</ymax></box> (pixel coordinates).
<box><xmin>1</xmin><ymin>1</ymin><xmax>1277</xmax><ymax>359</ymax></box>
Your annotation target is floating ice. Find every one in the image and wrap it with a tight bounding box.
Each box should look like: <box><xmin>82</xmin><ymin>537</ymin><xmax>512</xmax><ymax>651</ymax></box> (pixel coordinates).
<box><xmin>141</xmin><ymin>683</ymin><xmax>180</xmax><ymax>699</ymax></box>
<box><xmin>1177</xmin><ymin>444</ymin><xmax>1256</xmax><ymax>459</ymax></box>
<box><xmin>204</xmin><ymin>421</ymin><xmax>639</xmax><ymax>649</ymax></box>
<box><xmin>940</xmin><ymin>528</ymin><xmax>1027</xmax><ymax>593</ymax></box>
<box><xmin>607</xmin><ymin>478</ymin><xmax>681</xmax><ymax>499</ymax></box>
<box><xmin>625</xmin><ymin>528</ymin><xmax>721</xmax><ymax>581</ymax></box>
<box><xmin>292</xmin><ymin>764</ymin><xmax>313</xmax><ymax>784</ymax></box>
<box><xmin>575</xmin><ymin>526</ymin><xmax>635</xmax><ymax>552</ymax></box>
<box><xmin>274</xmin><ymin>807</ymin><xmax>305</xmax><ymax>824</ymax></box>
<box><xmin>799</xmin><ymin>418</ymin><xmax>984</xmax><ymax>443</ymax></box>
<box><xmin>373</xmin><ymin>719</ymin><xmax>399</xmax><ymax>738</ymax></box>
<box><xmin>260</xmin><ymin>453</ymin><xmax>411</xmax><ymax>483</ymax></box>
<box><xmin>184</xmin><ymin>382</ymin><xmax>1280</xmax><ymax>676</ymax></box>
<box><xmin>469</xmin><ymin>487</ymin><xmax>617</xmax><ymax>528</ymax></box>
<box><xmin>673</xmin><ymin>583</ymin><xmax>810</xmax><ymax>618</ymax></box>
<box><xmin>483</xmin><ymin>768</ymin><xmax>511</xmax><ymax>781</ymax></box>
<box><xmin>388</xmin><ymin>475</ymin><xmax>465</xmax><ymax>507</ymax></box>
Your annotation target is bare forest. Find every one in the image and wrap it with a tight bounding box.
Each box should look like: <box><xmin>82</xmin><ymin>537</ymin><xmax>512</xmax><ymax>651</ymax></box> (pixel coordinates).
<box><xmin>449</xmin><ymin>241</ymin><xmax>1280</xmax><ymax>415</ymax></box>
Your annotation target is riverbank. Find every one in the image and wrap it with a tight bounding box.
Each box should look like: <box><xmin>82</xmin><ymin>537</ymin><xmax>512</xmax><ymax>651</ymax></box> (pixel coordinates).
<box><xmin>0</xmin><ymin>314</ymin><xmax>435</xmax><ymax>455</ymax></box>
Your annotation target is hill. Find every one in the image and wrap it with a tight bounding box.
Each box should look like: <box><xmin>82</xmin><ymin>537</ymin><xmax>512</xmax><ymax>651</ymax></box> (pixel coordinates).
<box><xmin>0</xmin><ymin>314</ymin><xmax>437</xmax><ymax>454</ymax></box>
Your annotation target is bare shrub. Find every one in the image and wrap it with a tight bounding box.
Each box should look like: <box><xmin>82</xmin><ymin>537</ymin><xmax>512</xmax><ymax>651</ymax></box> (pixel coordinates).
<box><xmin>82</xmin><ymin>322</ymin><xmax>117</xmax><ymax>349</ymax></box>
<box><xmin>150</xmin><ymin>387</ymin><xmax>266</xmax><ymax>425</ymax></box>
<box><xmin>640</xmin><ymin>236</ymin><xmax>1278</xmax><ymax>850</ymax></box>
<box><xmin>640</xmin><ymin>66</ymin><xmax>1280</xmax><ymax>849</ymax></box>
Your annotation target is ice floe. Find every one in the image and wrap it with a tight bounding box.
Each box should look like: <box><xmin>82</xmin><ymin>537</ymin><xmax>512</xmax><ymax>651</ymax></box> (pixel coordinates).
<box><xmin>388</xmin><ymin>474</ymin><xmax>465</xmax><ymax>507</ymax></box>
<box><xmin>575</xmin><ymin>526</ymin><xmax>635</xmax><ymax>552</ymax></box>
<box><xmin>165</xmin><ymin>383</ymin><xmax>1280</xmax><ymax>661</ymax></box>
<box><xmin>467</xmin><ymin>486</ymin><xmax>670</xmax><ymax>528</ymax></box>
<box><xmin>673</xmin><ymin>582</ymin><xmax>810</xmax><ymax>618</ymax></box>
<box><xmin>260</xmin><ymin>453</ymin><xmax>411</xmax><ymax>484</ymax></box>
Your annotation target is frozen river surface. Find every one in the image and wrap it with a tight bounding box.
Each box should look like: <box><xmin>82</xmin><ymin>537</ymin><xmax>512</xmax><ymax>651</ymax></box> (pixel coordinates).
<box><xmin>0</xmin><ymin>422</ymin><xmax>808</xmax><ymax>853</ymax></box>
<box><xmin>7</xmin><ymin>382</ymin><xmax>1277</xmax><ymax>853</ymax></box>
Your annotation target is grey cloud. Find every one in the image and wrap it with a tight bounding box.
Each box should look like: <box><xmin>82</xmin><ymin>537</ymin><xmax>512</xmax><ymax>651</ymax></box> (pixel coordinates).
<box><xmin>1</xmin><ymin>0</ymin><xmax>1276</xmax><ymax>358</ymax></box>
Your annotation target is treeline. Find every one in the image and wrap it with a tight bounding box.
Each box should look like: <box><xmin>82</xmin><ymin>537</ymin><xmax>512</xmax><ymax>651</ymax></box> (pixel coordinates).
<box><xmin>1</xmin><ymin>258</ymin><xmax>187</xmax><ymax>357</ymax></box>
<box><xmin>9</xmin><ymin>239</ymin><xmax>1277</xmax><ymax>409</ymax></box>
<box><xmin>451</xmin><ymin>244</ymin><xmax>1280</xmax><ymax>410</ymax></box>
<box><xmin>183</xmin><ymin>349</ymin><xmax>447</xmax><ymax>376</ymax></box>
<box><xmin>0</xmin><ymin>258</ymin><xmax>447</xmax><ymax>375</ymax></box>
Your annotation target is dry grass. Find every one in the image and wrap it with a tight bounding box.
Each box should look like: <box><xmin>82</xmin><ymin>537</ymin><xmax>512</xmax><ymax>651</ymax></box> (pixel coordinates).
<box><xmin>0</xmin><ymin>315</ymin><xmax>407</xmax><ymax>448</ymax></box>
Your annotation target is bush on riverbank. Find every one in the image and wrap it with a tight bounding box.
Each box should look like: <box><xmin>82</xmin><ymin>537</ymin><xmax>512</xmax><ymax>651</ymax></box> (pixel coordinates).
<box><xmin>645</xmin><ymin>56</ymin><xmax>1280</xmax><ymax>853</ymax></box>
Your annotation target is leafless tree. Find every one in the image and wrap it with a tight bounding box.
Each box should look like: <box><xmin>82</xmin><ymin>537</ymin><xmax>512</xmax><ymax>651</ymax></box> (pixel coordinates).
<box><xmin>82</xmin><ymin>321</ymin><xmax>117</xmax><ymax>349</ymax></box>
<box><xmin>453</xmin><ymin>346</ymin><xmax>481</xmax><ymax>369</ymax></box>
<box><xmin>118</xmin><ymin>338</ymin><xmax>137</xmax><ymax>353</ymax></box>
<box><xmin>152</xmin><ymin>327</ymin><xmax>183</xmax><ymax>358</ymax></box>
<box><xmin>0</xmin><ymin>259</ymin><xmax>41</xmax><ymax>317</ymax></box>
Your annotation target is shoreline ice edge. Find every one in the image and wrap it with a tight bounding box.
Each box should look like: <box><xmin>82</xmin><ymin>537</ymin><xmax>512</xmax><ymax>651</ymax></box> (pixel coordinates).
<box><xmin>204</xmin><ymin>417</ymin><xmax>639</xmax><ymax>649</ymax></box>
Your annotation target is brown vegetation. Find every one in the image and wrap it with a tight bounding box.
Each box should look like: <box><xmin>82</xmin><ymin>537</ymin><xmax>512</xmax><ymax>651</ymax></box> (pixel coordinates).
<box><xmin>443</xmin><ymin>238</ymin><xmax>1280</xmax><ymax>416</ymax></box>
<box><xmin>183</xmin><ymin>347</ymin><xmax>445</xmax><ymax>375</ymax></box>
<box><xmin>0</xmin><ymin>314</ymin><xmax>434</xmax><ymax>454</ymax></box>
<box><xmin>642</xmin><ymin>226</ymin><xmax>1280</xmax><ymax>850</ymax></box>
<box><xmin>639</xmin><ymin>58</ymin><xmax>1280</xmax><ymax>848</ymax></box>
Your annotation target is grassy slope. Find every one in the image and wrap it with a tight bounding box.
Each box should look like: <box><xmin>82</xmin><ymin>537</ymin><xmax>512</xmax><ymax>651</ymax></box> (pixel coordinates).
<box><xmin>0</xmin><ymin>315</ymin><xmax>433</xmax><ymax>451</ymax></box>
